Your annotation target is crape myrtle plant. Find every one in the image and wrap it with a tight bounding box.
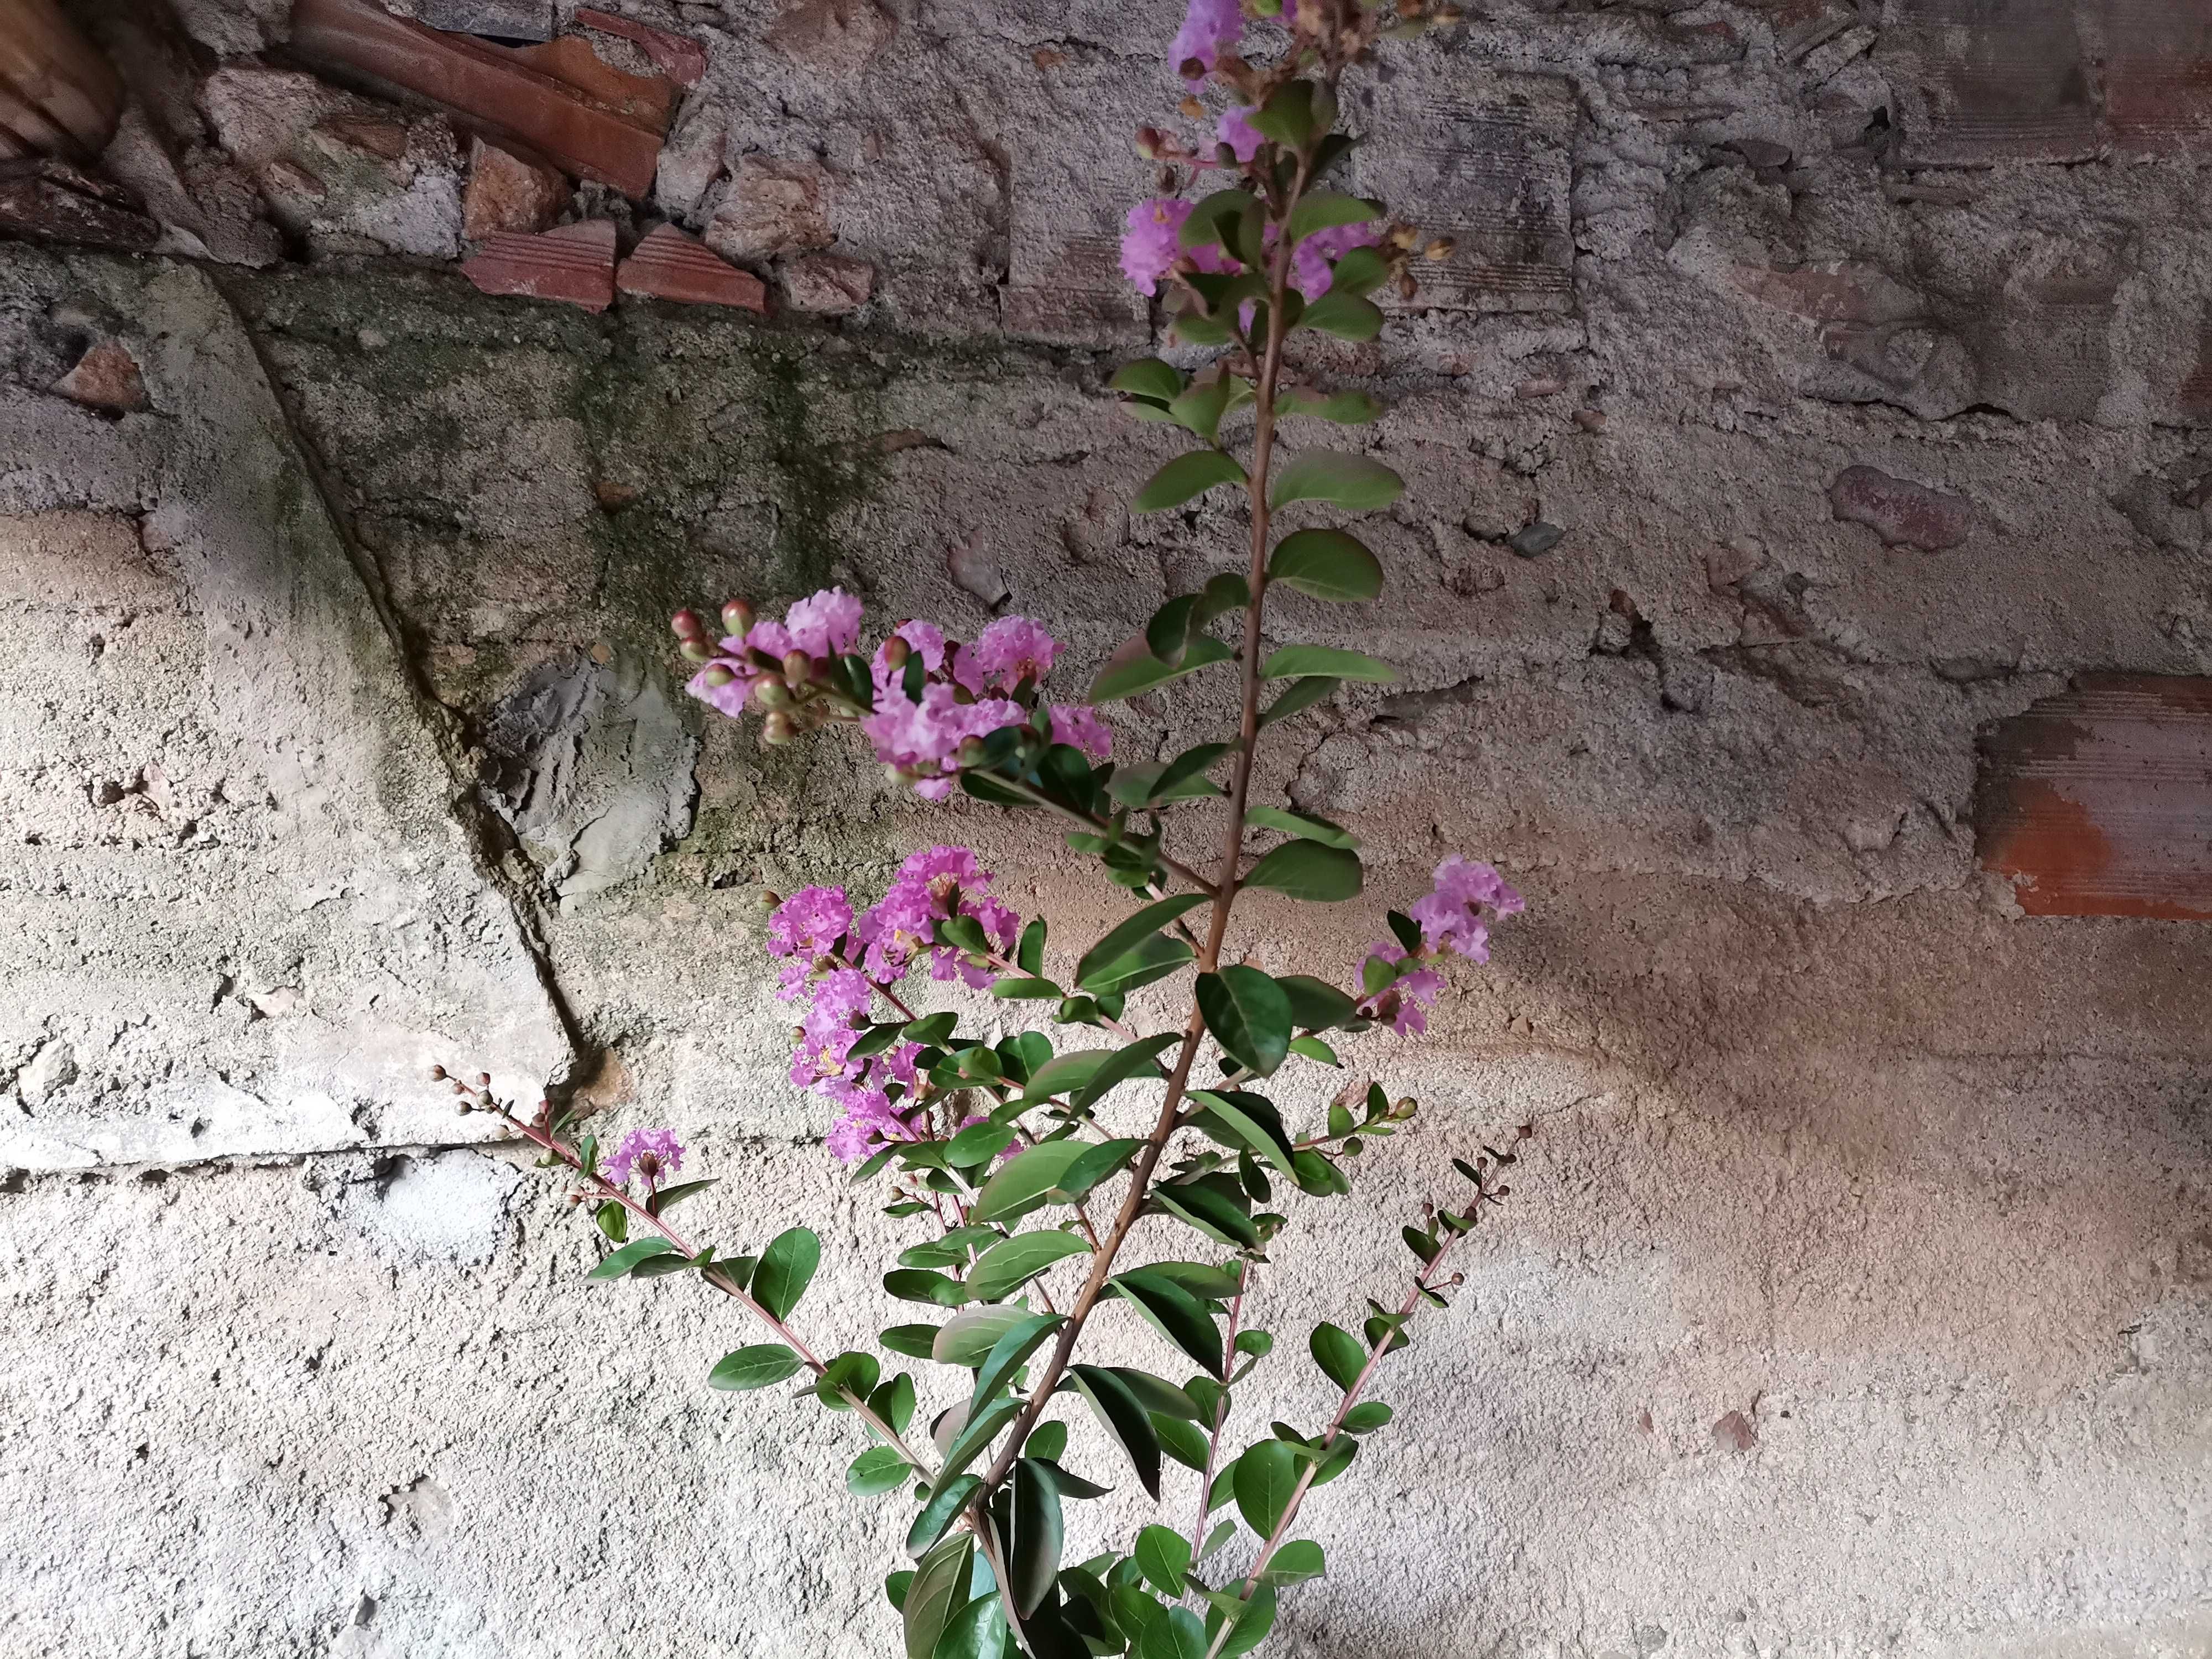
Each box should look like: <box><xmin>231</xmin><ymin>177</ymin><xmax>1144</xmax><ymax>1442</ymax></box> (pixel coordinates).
<box><xmin>437</xmin><ymin>3</ymin><xmax>1540</xmax><ymax>1656</ymax></box>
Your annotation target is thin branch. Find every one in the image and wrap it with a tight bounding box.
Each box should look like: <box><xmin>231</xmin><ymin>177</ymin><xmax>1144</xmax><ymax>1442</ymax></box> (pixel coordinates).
<box><xmin>1187</xmin><ymin>1265</ymin><xmax>1251</xmax><ymax>1564</ymax></box>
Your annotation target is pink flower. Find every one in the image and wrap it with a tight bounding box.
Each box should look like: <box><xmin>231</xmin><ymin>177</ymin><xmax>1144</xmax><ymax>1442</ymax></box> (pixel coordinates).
<box><xmin>606</xmin><ymin>1127</ymin><xmax>685</xmax><ymax>1190</ymax></box>
<box><xmin>899</xmin><ymin>844</ymin><xmax>987</xmax><ymax>890</ymax></box>
<box><xmin>790</xmin><ymin>968</ymin><xmax>874</xmax><ymax>1086</ymax></box>
<box><xmin>767</xmin><ymin>886</ymin><xmax>852</xmax><ymax>961</ymax></box>
<box><xmin>1121</xmin><ymin>197</ymin><xmax>1194</xmax><ymax>295</ymax></box>
<box><xmin>1358</xmin><ymin>942</ymin><xmax>1443</xmax><ymax>1036</ymax></box>
<box><xmin>860</xmin><ymin>682</ymin><xmax>1025</xmax><ymax>799</ymax></box>
<box><xmin>784</xmin><ymin>587</ymin><xmax>863</xmax><ymax>660</ymax></box>
<box><xmin>1050</xmin><ymin>704</ymin><xmax>1113</xmax><ymax>760</ymax></box>
<box><xmin>1171</xmin><ymin>0</ymin><xmax>1243</xmax><ymax>82</ymax></box>
<box><xmin>1291</xmin><ymin>220</ymin><xmax>1381</xmax><ymax>300</ymax></box>
<box><xmin>1408</xmin><ymin>854</ymin><xmax>1525</xmax><ymax>963</ymax></box>
<box><xmin>872</xmin><ymin>620</ymin><xmax>948</xmax><ymax>699</ymax></box>
<box><xmin>825</xmin><ymin>1088</ymin><xmax>914</xmax><ymax>1162</ymax></box>
<box><xmin>1220</xmin><ymin>105</ymin><xmax>1264</xmax><ymax>164</ymax></box>
<box><xmin>958</xmin><ymin>615</ymin><xmax>1062</xmax><ymax>693</ymax></box>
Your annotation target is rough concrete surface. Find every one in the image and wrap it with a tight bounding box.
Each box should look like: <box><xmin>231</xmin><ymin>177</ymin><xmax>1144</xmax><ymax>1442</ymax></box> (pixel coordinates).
<box><xmin>3</xmin><ymin>0</ymin><xmax>2212</xmax><ymax>1656</ymax></box>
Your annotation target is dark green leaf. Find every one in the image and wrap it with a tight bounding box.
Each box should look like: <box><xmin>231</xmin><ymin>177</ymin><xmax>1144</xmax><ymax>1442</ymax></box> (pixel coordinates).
<box><xmin>1138</xmin><ymin>1262</ymin><xmax>1243</xmax><ymax>1303</ymax></box>
<box><xmin>1009</xmin><ymin>1459</ymin><xmax>1065</xmax><ymax>1615</ymax></box>
<box><xmin>1232</xmin><ymin>1440</ymin><xmax>1301</xmax><ymax>1538</ymax></box>
<box><xmin>1092</xmin><ymin>633</ymin><xmax>1235</xmax><ymax>702</ymax></box>
<box><xmin>886</xmin><ymin>1269</ymin><xmax>967</xmax><ymax>1307</ymax></box>
<box><xmin>872</xmin><ymin>1372</ymin><xmax>919</xmax><ymax>1433</ymax></box>
<box><xmin>1267</xmin><ymin>529</ymin><xmax>1383</xmax><ymax>603</ymax></box>
<box><xmin>1308</xmin><ymin>1322</ymin><xmax>1366</xmax><ymax>1392</ymax></box>
<box><xmin>587</xmin><ymin>1237</ymin><xmax>682</xmax><ymax>1281</ymax></box>
<box><xmin>1262</xmin><ymin>1540</ymin><xmax>1325</xmax><ymax>1585</ymax></box>
<box><xmin>932</xmin><ymin>1592</ymin><xmax>1006</xmax><ymax>1659</ymax></box>
<box><xmin>1076</xmin><ymin>894</ymin><xmax>1211</xmax><ymax>990</ymax></box>
<box><xmin>989</xmin><ymin>977</ymin><xmax>1063</xmax><ymax>1000</ymax></box>
<box><xmin>971</xmin><ymin>1312</ymin><xmax>1065</xmax><ymax>1411</ymax></box>
<box><xmin>1064</xmin><ymin>1364</ymin><xmax>1164</xmax><ymax>1499</ymax></box>
<box><xmin>1188</xmin><ymin>1089</ymin><xmax>1297</xmax><ymax>1177</ymax></box>
<box><xmin>1110</xmin><ymin>358</ymin><xmax>1184</xmax><ymax>404</ymax></box>
<box><xmin>1017</xmin><ymin>918</ymin><xmax>1047</xmax><ymax>977</ymax></box>
<box><xmin>1243</xmin><ymin>840</ymin><xmax>1363</xmax><ymax>902</ymax></box>
<box><xmin>888</xmin><ymin>1569</ymin><xmax>916</xmax><ymax>1613</ymax></box>
<box><xmin>1313</xmin><ymin>1434</ymin><xmax>1359</xmax><ymax>1485</ymax></box>
<box><xmin>1194</xmin><ymin>967</ymin><xmax>1293</xmax><ymax>1077</ymax></box>
<box><xmin>821</xmin><ymin>1349</ymin><xmax>883</xmax><ymax>1406</ymax></box>
<box><xmin>1070</xmin><ymin>1032</ymin><xmax>1185</xmax><ymax>1113</ymax></box>
<box><xmin>1198</xmin><ymin>1520</ymin><xmax>1239</xmax><ymax>1563</ymax></box>
<box><xmin>1298</xmin><ymin>290</ymin><xmax>1385</xmax><ymax>341</ymax></box>
<box><xmin>1258</xmin><ymin>675</ymin><xmax>1339</xmax><ymax>728</ymax></box>
<box><xmin>1134</xmin><ymin>451</ymin><xmax>1246</xmax><ymax>513</ymax></box>
<box><xmin>1286</xmin><ymin>190</ymin><xmax>1381</xmax><ymax>244</ymax></box>
<box><xmin>1329</xmin><ymin>244</ymin><xmax>1389</xmax><ymax>296</ymax></box>
<box><xmin>1206</xmin><ymin>1585</ymin><xmax>1277</xmax><ymax>1659</ymax></box>
<box><xmin>948</xmin><ymin>1121</ymin><xmax>1019</xmax><ymax>1166</ymax></box>
<box><xmin>882</xmin><ymin>1323</ymin><xmax>943</xmax><ymax>1360</ymax></box>
<box><xmin>1153</xmin><ymin>1182</ymin><xmax>1263</xmax><ymax>1252</ymax></box>
<box><xmin>708</xmin><ymin>1343</ymin><xmax>804</xmax><ymax>1391</ymax></box>
<box><xmin>1058</xmin><ymin>1138</ymin><xmax>1144</xmax><ymax>1200</ymax></box>
<box><xmin>1079</xmin><ymin>933</ymin><xmax>1196</xmax><ymax>1001</ymax></box>
<box><xmin>1035</xmin><ymin>1459</ymin><xmax>1113</xmax><ymax>1500</ymax></box>
<box><xmin>648</xmin><ymin>1177</ymin><xmax>718</xmax><ymax>1214</ymax></box>
<box><xmin>1277</xmin><ymin>387</ymin><xmax>1384</xmax><ymax>424</ymax></box>
<box><xmin>1248</xmin><ymin>80</ymin><xmax>1315</xmax><ymax>148</ymax></box>
<box><xmin>937</xmin><ymin>1396</ymin><xmax>1022</xmax><ymax>1485</ymax></box>
<box><xmin>935</xmin><ymin>1305</ymin><xmax>1037</xmax><ymax>1366</ymax></box>
<box><xmin>1134</xmin><ymin>1525</ymin><xmax>1191</xmax><ymax>1596</ymax></box>
<box><xmin>1342</xmin><ymin>1401</ymin><xmax>1393</xmax><ymax>1434</ymax></box>
<box><xmin>1259</xmin><ymin>644</ymin><xmax>1396</xmax><ymax>682</ymax></box>
<box><xmin>1273</xmin><ymin>975</ymin><xmax>1358</xmax><ymax>1033</ymax></box>
<box><xmin>968</xmin><ymin>1230</ymin><xmax>1090</xmax><ymax>1303</ymax></box>
<box><xmin>1168</xmin><ymin>376</ymin><xmax>1233</xmax><ymax>445</ymax></box>
<box><xmin>849</xmin><ymin>1445</ymin><xmax>912</xmax><ymax>1495</ymax></box>
<box><xmin>593</xmin><ymin>1199</ymin><xmax>628</xmax><ymax>1243</ymax></box>
<box><xmin>1154</xmin><ymin>1412</ymin><xmax>1211</xmax><ymax>1470</ymax></box>
<box><xmin>971</xmin><ymin>1141</ymin><xmax>1089</xmax><ymax>1225</ymax></box>
<box><xmin>1269</xmin><ymin>451</ymin><xmax>1404</xmax><ymax>511</ymax></box>
<box><xmin>1294</xmin><ymin>1148</ymin><xmax>1352</xmax><ymax>1197</ymax></box>
<box><xmin>1178</xmin><ymin>189</ymin><xmax>1257</xmax><ymax>251</ymax></box>
<box><xmin>1111</xmin><ymin>1270</ymin><xmax>1225</xmax><ymax>1376</ymax></box>
<box><xmin>905</xmin><ymin>1011</ymin><xmax>959</xmax><ymax>1045</ymax></box>
<box><xmin>905</xmin><ymin>1532</ymin><xmax>975</xmax><ymax>1659</ymax></box>
<box><xmin>1140</xmin><ymin>1606</ymin><xmax>1209</xmax><ymax>1659</ymax></box>
<box><xmin>1026</xmin><ymin>1420</ymin><xmax>1068</xmax><ymax>1462</ymax></box>
<box><xmin>1109</xmin><ymin>1367</ymin><xmax>1204</xmax><ymax>1418</ymax></box>
<box><xmin>752</xmin><ymin>1226</ymin><xmax>820</xmax><ymax>1319</ymax></box>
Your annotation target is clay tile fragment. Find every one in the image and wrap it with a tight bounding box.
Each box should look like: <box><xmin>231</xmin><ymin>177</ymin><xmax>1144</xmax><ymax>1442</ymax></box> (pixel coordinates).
<box><xmin>50</xmin><ymin>341</ymin><xmax>147</xmax><ymax>413</ymax></box>
<box><xmin>615</xmin><ymin>222</ymin><xmax>767</xmax><ymax>311</ymax></box>
<box><xmin>0</xmin><ymin>0</ymin><xmax>124</xmax><ymax>156</ymax></box>
<box><xmin>462</xmin><ymin>217</ymin><xmax>615</xmax><ymax>311</ymax></box>
<box><xmin>1828</xmin><ymin>465</ymin><xmax>1971</xmax><ymax>551</ymax></box>
<box><xmin>463</xmin><ymin>134</ymin><xmax>566</xmax><ymax>237</ymax></box>
<box><xmin>507</xmin><ymin>34</ymin><xmax>676</xmax><ymax>135</ymax></box>
<box><xmin>574</xmin><ymin>8</ymin><xmax>706</xmax><ymax>87</ymax></box>
<box><xmin>0</xmin><ymin>157</ymin><xmax>158</xmax><ymax>250</ymax></box>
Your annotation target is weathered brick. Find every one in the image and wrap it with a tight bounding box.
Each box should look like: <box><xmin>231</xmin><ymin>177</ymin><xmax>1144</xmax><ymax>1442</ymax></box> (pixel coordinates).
<box><xmin>1883</xmin><ymin>0</ymin><xmax>2099</xmax><ymax>165</ymax></box>
<box><xmin>1829</xmin><ymin>466</ymin><xmax>1972</xmax><ymax>550</ymax></box>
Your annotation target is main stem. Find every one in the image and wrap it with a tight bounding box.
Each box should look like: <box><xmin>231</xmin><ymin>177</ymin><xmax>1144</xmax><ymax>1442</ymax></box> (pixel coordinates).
<box><xmin>968</xmin><ymin>160</ymin><xmax>1308</xmax><ymax>1508</ymax></box>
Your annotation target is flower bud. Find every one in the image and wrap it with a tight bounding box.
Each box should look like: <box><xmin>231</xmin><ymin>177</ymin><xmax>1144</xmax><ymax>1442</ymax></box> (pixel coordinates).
<box><xmin>457</xmin><ymin>1099</ymin><xmax>472</xmax><ymax>1115</ymax></box>
<box><xmin>881</xmin><ymin>635</ymin><xmax>910</xmax><ymax>669</ymax></box>
<box><xmin>884</xmin><ymin>763</ymin><xmax>910</xmax><ymax>786</ymax></box>
<box><xmin>1178</xmin><ymin>94</ymin><xmax>1205</xmax><ymax>120</ymax></box>
<box><xmin>679</xmin><ymin>639</ymin><xmax>713</xmax><ymax>661</ymax></box>
<box><xmin>701</xmin><ymin>664</ymin><xmax>735</xmax><ymax>688</ymax></box>
<box><xmin>1216</xmin><ymin>142</ymin><xmax>1238</xmax><ymax>168</ymax></box>
<box><xmin>721</xmin><ymin>599</ymin><xmax>754</xmax><ymax>635</ymax></box>
<box><xmin>428</xmin><ymin>1064</ymin><xmax>446</xmax><ymax>1081</ymax></box>
<box><xmin>450</xmin><ymin>1080</ymin><xmax>467</xmax><ymax>1095</ymax></box>
<box><xmin>1135</xmin><ymin>125</ymin><xmax>1164</xmax><ymax>159</ymax></box>
<box><xmin>671</xmin><ymin>608</ymin><xmax>706</xmax><ymax>639</ymax></box>
<box><xmin>754</xmin><ymin>679</ymin><xmax>791</xmax><ymax>711</ymax></box>
<box><xmin>763</xmin><ymin>712</ymin><xmax>796</xmax><ymax>745</ymax></box>
<box><xmin>1395</xmin><ymin>1096</ymin><xmax>1417</xmax><ymax>1117</ymax></box>
<box><xmin>955</xmin><ymin>736</ymin><xmax>988</xmax><ymax>767</ymax></box>
<box><xmin>1424</xmin><ymin>237</ymin><xmax>1455</xmax><ymax>260</ymax></box>
<box><xmin>782</xmin><ymin>649</ymin><xmax>813</xmax><ymax>684</ymax></box>
<box><xmin>759</xmin><ymin>889</ymin><xmax>782</xmax><ymax>909</ymax></box>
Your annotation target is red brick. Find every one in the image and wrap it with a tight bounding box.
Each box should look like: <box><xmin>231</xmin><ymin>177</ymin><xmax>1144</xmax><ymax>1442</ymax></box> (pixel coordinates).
<box><xmin>1976</xmin><ymin>676</ymin><xmax>2212</xmax><ymax>920</ymax></box>
<box><xmin>574</xmin><ymin>8</ymin><xmax>706</xmax><ymax>88</ymax></box>
<box><xmin>49</xmin><ymin>341</ymin><xmax>147</xmax><ymax>413</ymax></box>
<box><xmin>615</xmin><ymin>223</ymin><xmax>767</xmax><ymax>311</ymax></box>
<box><xmin>1828</xmin><ymin>466</ymin><xmax>1972</xmax><ymax>550</ymax></box>
<box><xmin>461</xmin><ymin>217</ymin><xmax>615</xmax><ymax>311</ymax></box>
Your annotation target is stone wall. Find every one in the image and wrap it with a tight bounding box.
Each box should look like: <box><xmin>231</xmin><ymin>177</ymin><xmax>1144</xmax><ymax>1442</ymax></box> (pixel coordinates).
<box><xmin>3</xmin><ymin>2</ymin><xmax>2211</xmax><ymax>1656</ymax></box>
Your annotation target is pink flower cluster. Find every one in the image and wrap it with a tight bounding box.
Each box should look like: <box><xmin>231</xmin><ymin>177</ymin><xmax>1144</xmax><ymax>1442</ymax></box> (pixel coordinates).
<box><xmin>606</xmin><ymin>1126</ymin><xmax>685</xmax><ymax>1190</ymax></box>
<box><xmin>1118</xmin><ymin>199</ymin><xmax>1381</xmax><ymax>307</ymax></box>
<box><xmin>1357</xmin><ymin>941</ymin><xmax>1443</xmax><ymax>1036</ymax></box>
<box><xmin>1170</xmin><ymin>0</ymin><xmax>1241</xmax><ymax>82</ymax></box>
<box><xmin>684</xmin><ymin>591</ymin><xmax>1113</xmax><ymax>799</ymax></box>
<box><xmin>768</xmin><ymin>846</ymin><xmax>1025</xmax><ymax>1161</ymax></box>
<box><xmin>1357</xmin><ymin>856</ymin><xmax>1523</xmax><ymax>1035</ymax></box>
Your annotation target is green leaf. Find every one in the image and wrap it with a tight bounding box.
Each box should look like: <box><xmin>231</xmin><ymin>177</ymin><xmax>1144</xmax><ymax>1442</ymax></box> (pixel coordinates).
<box><xmin>1277</xmin><ymin>387</ymin><xmax>1383</xmax><ymax>424</ymax></box>
<box><xmin>971</xmin><ymin>1141</ymin><xmax>1088</xmax><ymax>1225</ymax></box>
<box><xmin>1059</xmin><ymin>1137</ymin><xmax>1144</xmax><ymax>1199</ymax></box>
<box><xmin>1179</xmin><ymin>189</ymin><xmax>1258</xmax><ymax>250</ymax></box>
<box><xmin>1308</xmin><ymin>1322</ymin><xmax>1366</xmax><ymax>1392</ymax></box>
<box><xmin>1070</xmin><ymin>1032</ymin><xmax>1185</xmax><ymax>1113</ymax></box>
<box><xmin>905</xmin><ymin>1532</ymin><xmax>975</xmax><ymax>1659</ymax></box>
<box><xmin>1206</xmin><ymin>1584</ymin><xmax>1277</xmax><ymax>1659</ymax></box>
<box><xmin>1249</xmin><ymin>813</ymin><xmax>1357</xmax><ymax>857</ymax></box>
<box><xmin>1134</xmin><ymin>450</ymin><xmax>1247</xmax><ymax>513</ymax></box>
<box><xmin>882</xmin><ymin>1323</ymin><xmax>943</xmax><ymax>1360</ymax></box>
<box><xmin>1109</xmin><ymin>1367</ymin><xmax>1203</xmax><ymax>1418</ymax></box>
<box><xmin>872</xmin><ymin>1372</ymin><xmax>918</xmax><ymax>1433</ymax></box>
<box><xmin>648</xmin><ymin>1177</ymin><xmax>718</xmax><ymax>1214</ymax></box>
<box><xmin>1248</xmin><ymin>80</ymin><xmax>1316</xmax><ymax>149</ymax></box>
<box><xmin>1026</xmin><ymin>1420</ymin><xmax>1068</xmax><ymax>1462</ymax></box>
<box><xmin>1298</xmin><ymin>290</ymin><xmax>1385</xmax><ymax>341</ymax></box>
<box><xmin>1168</xmin><ymin>375</ymin><xmax>1233</xmax><ymax>445</ymax></box>
<box><xmin>1019</xmin><ymin>1050</ymin><xmax>1115</xmax><ymax>1105</ymax></box>
<box><xmin>848</xmin><ymin>1445</ymin><xmax>912</xmax><ymax>1495</ymax></box>
<box><xmin>1064</xmin><ymin>1364</ymin><xmax>1164</xmax><ymax>1499</ymax></box>
<box><xmin>1232</xmin><ymin>1440</ymin><xmax>1301</xmax><ymax>1538</ymax></box>
<box><xmin>1267</xmin><ymin>529</ymin><xmax>1383</xmax><ymax>603</ymax></box>
<box><xmin>1017</xmin><ymin>917</ymin><xmax>1047</xmax><ymax>977</ymax></box>
<box><xmin>1153</xmin><ymin>1182</ymin><xmax>1263</xmax><ymax>1252</ymax></box>
<box><xmin>1079</xmin><ymin>933</ymin><xmax>1196</xmax><ymax>1000</ymax></box>
<box><xmin>989</xmin><ymin>977</ymin><xmax>1063</xmax><ymax>1000</ymax></box>
<box><xmin>1009</xmin><ymin>1459</ymin><xmax>1065</xmax><ymax>1615</ymax></box>
<box><xmin>1076</xmin><ymin>894</ymin><xmax>1211</xmax><ymax>991</ymax></box>
<box><xmin>750</xmin><ymin>1226</ymin><xmax>819</xmax><ymax>1320</ymax></box>
<box><xmin>938</xmin><ymin>1396</ymin><xmax>1022</xmax><ymax>1485</ymax></box>
<box><xmin>707</xmin><ymin>1343</ymin><xmax>804</xmax><ymax>1391</ymax></box>
<box><xmin>587</xmin><ymin>1237</ymin><xmax>682</xmax><ymax>1281</ymax></box>
<box><xmin>1111</xmin><ymin>1270</ymin><xmax>1225</xmax><ymax>1376</ymax></box>
<box><xmin>970</xmin><ymin>1312</ymin><xmax>1065</xmax><ymax>1411</ymax></box>
<box><xmin>1329</xmin><ymin>244</ymin><xmax>1389</xmax><ymax>296</ymax></box>
<box><xmin>931</xmin><ymin>1592</ymin><xmax>1006</xmax><ymax>1659</ymax></box>
<box><xmin>905</xmin><ymin>1011</ymin><xmax>959</xmax><ymax>1046</ymax></box>
<box><xmin>1092</xmin><ymin>632</ymin><xmax>1235</xmax><ymax>703</ymax></box>
<box><xmin>1342</xmin><ymin>1401</ymin><xmax>1393</xmax><ymax>1434</ymax></box>
<box><xmin>885</xmin><ymin>1268</ymin><xmax>967</xmax><ymax>1307</ymax></box>
<box><xmin>1286</xmin><ymin>190</ymin><xmax>1381</xmax><ymax>244</ymax></box>
<box><xmin>820</xmin><ymin>1349</ymin><xmax>882</xmax><ymax>1407</ymax></box>
<box><xmin>1198</xmin><ymin>1519</ymin><xmax>1239</xmax><ymax>1563</ymax></box>
<box><xmin>1140</xmin><ymin>1606</ymin><xmax>1209</xmax><ymax>1659</ymax></box>
<box><xmin>887</xmin><ymin>1569</ymin><xmax>916</xmax><ymax>1613</ymax></box>
<box><xmin>935</xmin><ymin>1305</ymin><xmax>1037</xmax><ymax>1366</ymax></box>
<box><xmin>1243</xmin><ymin>841</ymin><xmax>1363</xmax><ymax>902</ymax></box>
<box><xmin>1134</xmin><ymin>1525</ymin><xmax>1191</xmax><ymax>1596</ymax></box>
<box><xmin>1288</xmin><ymin>1035</ymin><xmax>1338</xmax><ymax>1064</ymax></box>
<box><xmin>1195</xmin><ymin>967</ymin><xmax>1293</xmax><ymax>1077</ymax></box>
<box><xmin>1269</xmin><ymin>451</ymin><xmax>1404</xmax><ymax>512</ymax></box>
<box><xmin>947</xmin><ymin>1121</ymin><xmax>1018</xmax><ymax>1166</ymax></box>
<box><xmin>968</xmin><ymin>1231</ymin><xmax>1091</xmax><ymax>1303</ymax></box>
<box><xmin>1154</xmin><ymin>1412</ymin><xmax>1211</xmax><ymax>1470</ymax></box>
<box><xmin>1259</xmin><ymin>675</ymin><xmax>1339</xmax><ymax>728</ymax></box>
<box><xmin>1188</xmin><ymin>1090</ymin><xmax>1297</xmax><ymax>1177</ymax></box>
<box><xmin>1261</xmin><ymin>1540</ymin><xmax>1326</xmax><ymax>1585</ymax></box>
<box><xmin>1111</xmin><ymin>358</ymin><xmax>1184</xmax><ymax>404</ymax></box>
<box><xmin>1260</xmin><ymin>644</ymin><xmax>1396</xmax><ymax>682</ymax></box>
